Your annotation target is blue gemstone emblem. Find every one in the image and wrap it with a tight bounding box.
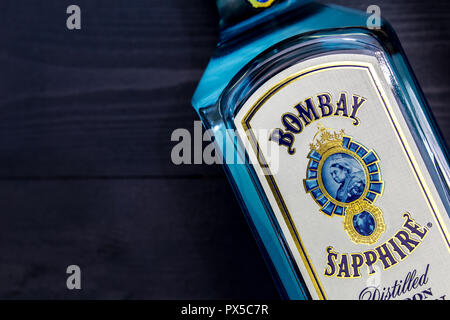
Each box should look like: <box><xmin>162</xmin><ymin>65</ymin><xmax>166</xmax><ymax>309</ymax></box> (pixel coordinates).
<box><xmin>352</xmin><ymin>211</ymin><xmax>375</xmax><ymax>236</ymax></box>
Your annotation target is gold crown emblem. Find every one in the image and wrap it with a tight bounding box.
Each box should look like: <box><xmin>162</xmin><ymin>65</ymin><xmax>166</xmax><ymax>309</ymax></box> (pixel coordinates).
<box><xmin>309</xmin><ymin>124</ymin><xmax>345</xmax><ymax>154</ymax></box>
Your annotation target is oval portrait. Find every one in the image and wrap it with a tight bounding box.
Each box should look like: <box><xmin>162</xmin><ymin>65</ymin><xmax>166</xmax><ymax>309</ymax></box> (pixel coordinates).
<box><xmin>320</xmin><ymin>153</ymin><xmax>367</xmax><ymax>203</ymax></box>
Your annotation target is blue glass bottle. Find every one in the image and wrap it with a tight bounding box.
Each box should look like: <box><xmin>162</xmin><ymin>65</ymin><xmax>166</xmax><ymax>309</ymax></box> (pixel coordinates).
<box><xmin>192</xmin><ymin>0</ymin><xmax>449</xmax><ymax>300</ymax></box>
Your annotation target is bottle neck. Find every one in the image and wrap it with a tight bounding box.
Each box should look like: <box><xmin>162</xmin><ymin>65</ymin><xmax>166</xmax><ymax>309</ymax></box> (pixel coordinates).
<box><xmin>216</xmin><ymin>0</ymin><xmax>311</xmax><ymax>30</ymax></box>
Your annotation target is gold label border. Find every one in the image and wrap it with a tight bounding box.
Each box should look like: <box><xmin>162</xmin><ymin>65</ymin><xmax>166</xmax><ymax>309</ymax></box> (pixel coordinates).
<box><xmin>240</xmin><ymin>60</ymin><xmax>449</xmax><ymax>300</ymax></box>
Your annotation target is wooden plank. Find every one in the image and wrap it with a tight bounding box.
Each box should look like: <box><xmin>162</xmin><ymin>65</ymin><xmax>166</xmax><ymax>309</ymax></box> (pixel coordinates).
<box><xmin>0</xmin><ymin>178</ymin><xmax>278</xmax><ymax>299</ymax></box>
<box><xmin>0</xmin><ymin>0</ymin><xmax>447</xmax><ymax>177</ymax></box>
<box><xmin>0</xmin><ymin>0</ymin><xmax>447</xmax><ymax>300</ymax></box>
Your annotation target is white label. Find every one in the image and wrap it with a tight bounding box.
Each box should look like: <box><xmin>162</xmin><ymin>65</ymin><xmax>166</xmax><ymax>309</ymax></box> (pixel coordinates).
<box><xmin>234</xmin><ymin>53</ymin><xmax>450</xmax><ymax>300</ymax></box>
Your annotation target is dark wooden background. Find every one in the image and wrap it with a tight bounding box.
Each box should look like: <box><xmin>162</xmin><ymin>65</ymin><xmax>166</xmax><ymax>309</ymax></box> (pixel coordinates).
<box><xmin>0</xmin><ymin>0</ymin><xmax>447</xmax><ymax>299</ymax></box>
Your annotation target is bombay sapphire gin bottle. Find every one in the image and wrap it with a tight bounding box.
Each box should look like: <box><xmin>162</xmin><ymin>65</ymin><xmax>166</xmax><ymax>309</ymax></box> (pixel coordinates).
<box><xmin>192</xmin><ymin>0</ymin><xmax>449</xmax><ymax>300</ymax></box>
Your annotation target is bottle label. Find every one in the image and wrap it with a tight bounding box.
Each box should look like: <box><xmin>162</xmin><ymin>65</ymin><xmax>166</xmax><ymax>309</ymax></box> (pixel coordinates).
<box><xmin>234</xmin><ymin>53</ymin><xmax>450</xmax><ymax>300</ymax></box>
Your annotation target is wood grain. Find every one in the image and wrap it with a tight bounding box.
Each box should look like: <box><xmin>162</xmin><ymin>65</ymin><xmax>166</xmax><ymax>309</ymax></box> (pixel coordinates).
<box><xmin>0</xmin><ymin>0</ymin><xmax>446</xmax><ymax>177</ymax></box>
<box><xmin>0</xmin><ymin>178</ymin><xmax>280</xmax><ymax>299</ymax></box>
<box><xmin>0</xmin><ymin>0</ymin><xmax>447</xmax><ymax>298</ymax></box>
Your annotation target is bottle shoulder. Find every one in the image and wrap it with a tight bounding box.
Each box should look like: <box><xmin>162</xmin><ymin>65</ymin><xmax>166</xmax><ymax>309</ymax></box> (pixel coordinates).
<box><xmin>192</xmin><ymin>3</ymin><xmax>386</xmax><ymax>111</ymax></box>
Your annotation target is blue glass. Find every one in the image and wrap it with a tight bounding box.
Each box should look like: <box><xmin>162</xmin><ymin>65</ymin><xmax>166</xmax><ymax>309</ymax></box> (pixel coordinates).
<box><xmin>192</xmin><ymin>0</ymin><xmax>449</xmax><ymax>299</ymax></box>
<box><xmin>353</xmin><ymin>211</ymin><xmax>376</xmax><ymax>236</ymax></box>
